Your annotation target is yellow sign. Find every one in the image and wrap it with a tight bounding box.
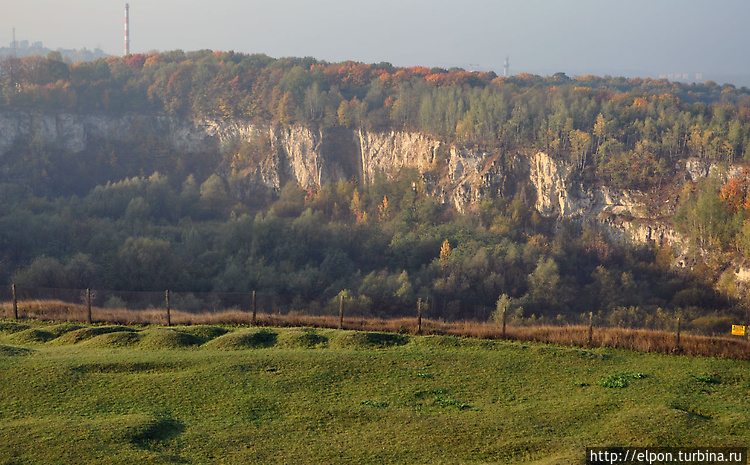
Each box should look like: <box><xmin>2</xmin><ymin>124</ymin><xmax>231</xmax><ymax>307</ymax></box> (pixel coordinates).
<box><xmin>732</xmin><ymin>325</ymin><xmax>746</xmax><ymax>336</ymax></box>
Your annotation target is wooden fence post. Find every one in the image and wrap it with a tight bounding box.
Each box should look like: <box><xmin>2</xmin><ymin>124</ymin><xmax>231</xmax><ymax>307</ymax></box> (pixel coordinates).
<box><xmin>86</xmin><ymin>289</ymin><xmax>92</xmax><ymax>324</ymax></box>
<box><xmin>417</xmin><ymin>298</ymin><xmax>422</xmax><ymax>334</ymax></box>
<box><xmin>12</xmin><ymin>284</ymin><xmax>18</xmax><ymax>320</ymax></box>
<box><xmin>338</xmin><ymin>294</ymin><xmax>344</xmax><ymax>330</ymax></box>
<box><xmin>252</xmin><ymin>290</ymin><xmax>257</xmax><ymax>325</ymax></box>
<box><xmin>165</xmin><ymin>290</ymin><xmax>171</xmax><ymax>327</ymax></box>
<box><xmin>502</xmin><ymin>308</ymin><xmax>507</xmax><ymax>339</ymax></box>
<box><xmin>676</xmin><ymin>317</ymin><xmax>681</xmax><ymax>352</ymax></box>
<box><xmin>587</xmin><ymin>312</ymin><xmax>594</xmax><ymax>347</ymax></box>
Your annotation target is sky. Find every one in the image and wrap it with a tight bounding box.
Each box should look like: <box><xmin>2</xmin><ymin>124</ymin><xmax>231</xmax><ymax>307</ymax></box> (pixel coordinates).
<box><xmin>5</xmin><ymin>0</ymin><xmax>750</xmax><ymax>85</ymax></box>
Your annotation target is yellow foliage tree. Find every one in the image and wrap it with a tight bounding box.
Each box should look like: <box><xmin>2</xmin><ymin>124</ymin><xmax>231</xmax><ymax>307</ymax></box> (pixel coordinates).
<box><xmin>378</xmin><ymin>195</ymin><xmax>390</xmax><ymax>221</ymax></box>
<box><xmin>350</xmin><ymin>189</ymin><xmax>366</xmax><ymax>222</ymax></box>
<box><xmin>439</xmin><ymin>239</ymin><xmax>451</xmax><ymax>264</ymax></box>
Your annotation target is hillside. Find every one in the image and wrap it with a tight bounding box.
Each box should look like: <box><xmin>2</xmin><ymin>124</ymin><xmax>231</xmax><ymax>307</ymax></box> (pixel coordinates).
<box><xmin>2</xmin><ymin>51</ymin><xmax>750</xmax><ymax>329</ymax></box>
<box><xmin>1</xmin><ymin>320</ymin><xmax>750</xmax><ymax>464</ymax></box>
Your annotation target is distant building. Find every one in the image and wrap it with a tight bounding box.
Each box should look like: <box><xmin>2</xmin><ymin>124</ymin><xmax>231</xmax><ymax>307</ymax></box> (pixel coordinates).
<box><xmin>0</xmin><ymin>37</ymin><xmax>109</xmax><ymax>62</ymax></box>
<box><xmin>658</xmin><ymin>72</ymin><xmax>705</xmax><ymax>83</ymax></box>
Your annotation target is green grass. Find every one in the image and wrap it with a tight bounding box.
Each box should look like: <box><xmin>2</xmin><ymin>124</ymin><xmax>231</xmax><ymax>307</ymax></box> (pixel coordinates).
<box><xmin>598</xmin><ymin>372</ymin><xmax>647</xmax><ymax>389</ymax></box>
<box><xmin>1</xmin><ymin>319</ymin><xmax>750</xmax><ymax>464</ymax></box>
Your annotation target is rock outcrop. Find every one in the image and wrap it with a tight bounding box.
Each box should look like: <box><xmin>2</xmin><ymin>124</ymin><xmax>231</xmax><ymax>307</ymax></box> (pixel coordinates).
<box><xmin>0</xmin><ymin>107</ymin><xmax>704</xmax><ymax>249</ymax></box>
<box><xmin>358</xmin><ymin>129</ymin><xmax>440</xmax><ymax>184</ymax></box>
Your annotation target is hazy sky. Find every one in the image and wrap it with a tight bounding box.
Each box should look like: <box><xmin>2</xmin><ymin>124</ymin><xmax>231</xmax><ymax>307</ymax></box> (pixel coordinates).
<box><xmin>5</xmin><ymin>0</ymin><xmax>750</xmax><ymax>82</ymax></box>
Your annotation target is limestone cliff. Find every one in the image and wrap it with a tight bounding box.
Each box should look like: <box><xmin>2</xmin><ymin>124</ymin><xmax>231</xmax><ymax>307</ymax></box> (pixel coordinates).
<box><xmin>0</xmin><ymin>107</ymin><xmax>705</xmax><ymax>250</ymax></box>
<box><xmin>357</xmin><ymin>129</ymin><xmax>440</xmax><ymax>184</ymax></box>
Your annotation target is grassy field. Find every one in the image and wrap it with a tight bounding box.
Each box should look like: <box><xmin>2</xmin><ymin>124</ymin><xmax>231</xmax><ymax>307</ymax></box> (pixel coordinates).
<box><xmin>1</xmin><ymin>319</ymin><xmax>749</xmax><ymax>464</ymax></box>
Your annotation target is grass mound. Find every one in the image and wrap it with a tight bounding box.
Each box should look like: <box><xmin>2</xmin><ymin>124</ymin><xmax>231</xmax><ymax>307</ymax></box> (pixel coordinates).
<box><xmin>180</xmin><ymin>325</ymin><xmax>230</xmax><ymax>343</ymax></box>
<box><xmin>54</xmin><ymin>326</ymin><xmax>136</xmax><ymax>345</ymax></box>
<box><xmin>202</xmin><ymin>329</ymin><xmax>277</xmax><ymax>350</ymax></box>
<box><xmin>413</xmin><ymin>334</ymin><xmax>470</xmax><ymax>348</ymax></box>
<box><xmin>127</xmin><ymin>415</ymin><xmax>186</xmax><ymax>449</ymax></box>
<box><xmin>0</xmin><ymin>322</ymin><xmax>30</xmax><ymax>334</ymax></box>
<box><xmin>82</xmin><ymin>331</ymin><xmax>141</xmax><ymax>348</ymax></box>
<box><xmin>2</xmin><ymin>324</ymin><xmax>750</xmax><ymax>463</ymax></box>
<box><xmin>276</xmin><ymin>328</ymin><xmax>328</xmax><ymax>348</ymax></box>
<box><xmin>0</xmin><ymin>344</ymin><xmax>33</xmax><ymax>356</ymax></box>
<box><xmin>138</xmin><ymin>329</ymin><xmax>202</xmax><ymax>349</ymax></box>
<box><xmin>9</xmin><ymin>328</ymin><xmax>56</xmax><ymax>344</ymax></box>
<box><xmin>333</xmin><ymin>331</ymin><xmax>410</xmax><ymax>349</ymax></box>
<box><xmin>413</xmin><ymin>335</ymin><xmax>505</xmax><ymax>351</ymax></box>
<box><xmin>47</xmin><ymin>323</ymin><xmax>84</xmax><ymax>337</ymax></box>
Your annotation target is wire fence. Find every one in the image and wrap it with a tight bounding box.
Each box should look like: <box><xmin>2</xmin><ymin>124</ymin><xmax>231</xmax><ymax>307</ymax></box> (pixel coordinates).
<box><xmin>1</xmin><ymin>283</ymin><xmax>748</xmax><ymax>338</ymax></box>
<box><xmin>11</xmin><ymin>286</ymin><xmax>242</xmax><ymax>311</ymax></box>
<box><xmin>4</xmin><ymin>284</ymin><xmax>750</xmax><ymax>360</ymax></box>
<box><xmin>0</xmin><ymin>284</ymin><xmax>395</xmax><ymax>322</ymax></box>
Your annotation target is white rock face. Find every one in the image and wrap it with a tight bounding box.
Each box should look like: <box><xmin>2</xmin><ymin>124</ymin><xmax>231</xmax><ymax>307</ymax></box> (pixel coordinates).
<box><xmin>525</xmin><ymin>151</ymin><xmax>690</xmax><ymax>248</ymax></box>
<box><xmin>0</xmin><ymin>109</ymin><xmax>216</xmax><ymax>156</ymax></box>
<box><xmin>446</xmin><ymin>147</ymin><xmax>497</xmax><ymax>212</ymax></box>
<box><xmin>357</xmin><ymin>129</ymin><xmax>440</xmax><ymax>184</ymax></box>
<box><xmin>0</xmin><ymin>109</ymin><xmax>87</xmax><ymax>154</ymax></box>
<box><xmin>684</xmin><ymin>157</ymin><xmax>745</xmax><ymax>182</ymax></box>
<box><xmin>276</xmin><ymin>125</ymin><xmax>324</xmax><ymax>187</ymax></box>
<box><xmin>528</xmin><ymin>151</ymin><xmax>601</xmax><ymax>217</ymax></box>
<box><xmin>0</xmin><ymin>108</ymin><xmax>695</xmax><ymax>247</ymax></box>
<box><xmin>529</xmin><ymin>151</ymin><xmax>572</xmax><ymax>216</ymax></box>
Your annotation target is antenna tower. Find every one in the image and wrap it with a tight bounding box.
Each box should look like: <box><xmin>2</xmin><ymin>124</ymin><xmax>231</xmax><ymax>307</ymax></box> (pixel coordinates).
<box><xmin>9</xmin><ymin>28</ymin><xmax>18</xmax><ymax>90</ymax></box>
<box><xmin>124</xmin><ymin>4</ymin><xmax>130</xmax><ymax>55</ymax></box>
<box><xmin>503</xmin><ymin>55</ymin><xmax>510</xmax><ymax>78</ymax></box>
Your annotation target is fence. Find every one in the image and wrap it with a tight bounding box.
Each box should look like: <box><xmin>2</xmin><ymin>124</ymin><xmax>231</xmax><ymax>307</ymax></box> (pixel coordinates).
<box><xmin>1</xmin><ymin>284</ymin><xmax>423</xmax><ymax>325</ymax></box>
<box><xmin>2</xmin><ymin>284</ymin><xmax>750</xmax><ymax>360</ymax></box>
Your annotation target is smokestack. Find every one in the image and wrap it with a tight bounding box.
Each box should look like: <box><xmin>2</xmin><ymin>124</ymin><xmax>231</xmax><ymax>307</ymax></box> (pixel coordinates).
<box><xmin>124</xmin><ymin>3</ymin><xmax>130</xmax><ymax>55</ymax></box>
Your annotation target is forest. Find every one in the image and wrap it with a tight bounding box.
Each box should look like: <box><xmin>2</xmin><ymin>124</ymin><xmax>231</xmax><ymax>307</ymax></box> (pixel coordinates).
<box><xmin>3</xmin><ymin>49</ymin><xmax>750</xmax><ymax>189</ymax></box>
<box><xmin>2</xmin><ymin>50</ymin><xmax>750</xmax><ymax>332</ymax></box>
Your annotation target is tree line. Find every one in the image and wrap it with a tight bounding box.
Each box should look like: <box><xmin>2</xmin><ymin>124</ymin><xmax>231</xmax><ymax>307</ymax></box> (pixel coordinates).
<box><xmin>2</xmin><ymin>50</ymin><xmax>750</xmax><ymax>192</ymax></box>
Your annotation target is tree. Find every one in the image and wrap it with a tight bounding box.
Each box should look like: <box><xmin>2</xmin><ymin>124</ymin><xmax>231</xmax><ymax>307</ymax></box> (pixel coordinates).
<box><xmin>525</xmin><ymin>256</ymin><xmax>562</xmax><ymax>313</ymax></box>
<box><xmin>64</xmin><ymin>254</ymin><xmax>101</xmax><ymax>289</ymax></box>
<box><xmin>276</xmin><ymin>91</ymin><xmax>296</xmax><ymax>124</ymax></box>
<box><xmin>491</xmin><ymin>293</ymin><xmax>512</xmax><ymax>323</ymax></box>
<box><xmin>738</xmin><ymin>219</ymin><xmax>750</xmax><ymax>259</ymax></box>
<box><xmin>350</xmin><ymin>188</ymin><xmax>366</xmax><ymax>222</ymax></box>
<box><xmin>11</xmin><ymin>256</ymin><xmax>66</xmax><ymax>288</ymax></box>
<box><xmin>303</xmin><ymin>82</ymin><xmax>324</xmax><ymax>122</ymax></box>
<box><xmin>528</xmin><ymin>257</ymin><xmax>559</xmax><ymax>292</ymax></box>
<box><xmin>378</xmin><ymin>195</ymin><xmax>390</xmax><ymax>221</ymax></box>
<box><xmin>569</xmin><ymin>129</ymin><xmax>593</xmax><ymax>171</ymax></box>
<box><xmin>720</xmin><ymin>177</ymin><xmax>748</xmax><ymax>214</ymax></box>
<box><xmin>337</xmin><ymin>99</ymin><xmax>354</xmax><ymax>128</ymax></box>
<box><xmin>273</xmin><ymin>182</ymin><xmax>306</xmax><ymax>217</ymax></box>
<box><xmin>693</xmin><ymin>182</ymin><xmax>731</xmax><ymax>248</ymax></box>
<box><xmin>180</xmin><ymin>174</ymin><xmax>201</xmax><ymax>217</ymax></box>
<box><xmin>116</xmin><ymin>237</ymin><xmax>182</xmax><ymax>291</ymax></box>
<box><xmin>440</xmin><ymin>239</ymin><xmax>452</xmax><ymax>264</ymax></box>
<box><xmin>124</xmin><ymin>197</ymin><xmax>151</xmax><ymax>222</ymax></box>
<box><xmin>199</xmin><ymin>174</ymin><xmax>230</xmax><ymax>214</ymax></box>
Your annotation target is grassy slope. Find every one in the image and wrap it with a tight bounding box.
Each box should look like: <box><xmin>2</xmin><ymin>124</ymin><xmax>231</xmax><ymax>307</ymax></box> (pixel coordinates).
<box><xmin>1</xmin><ymin>320</ymin><xmax>749</xmax><ymax>464</ymax></box>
